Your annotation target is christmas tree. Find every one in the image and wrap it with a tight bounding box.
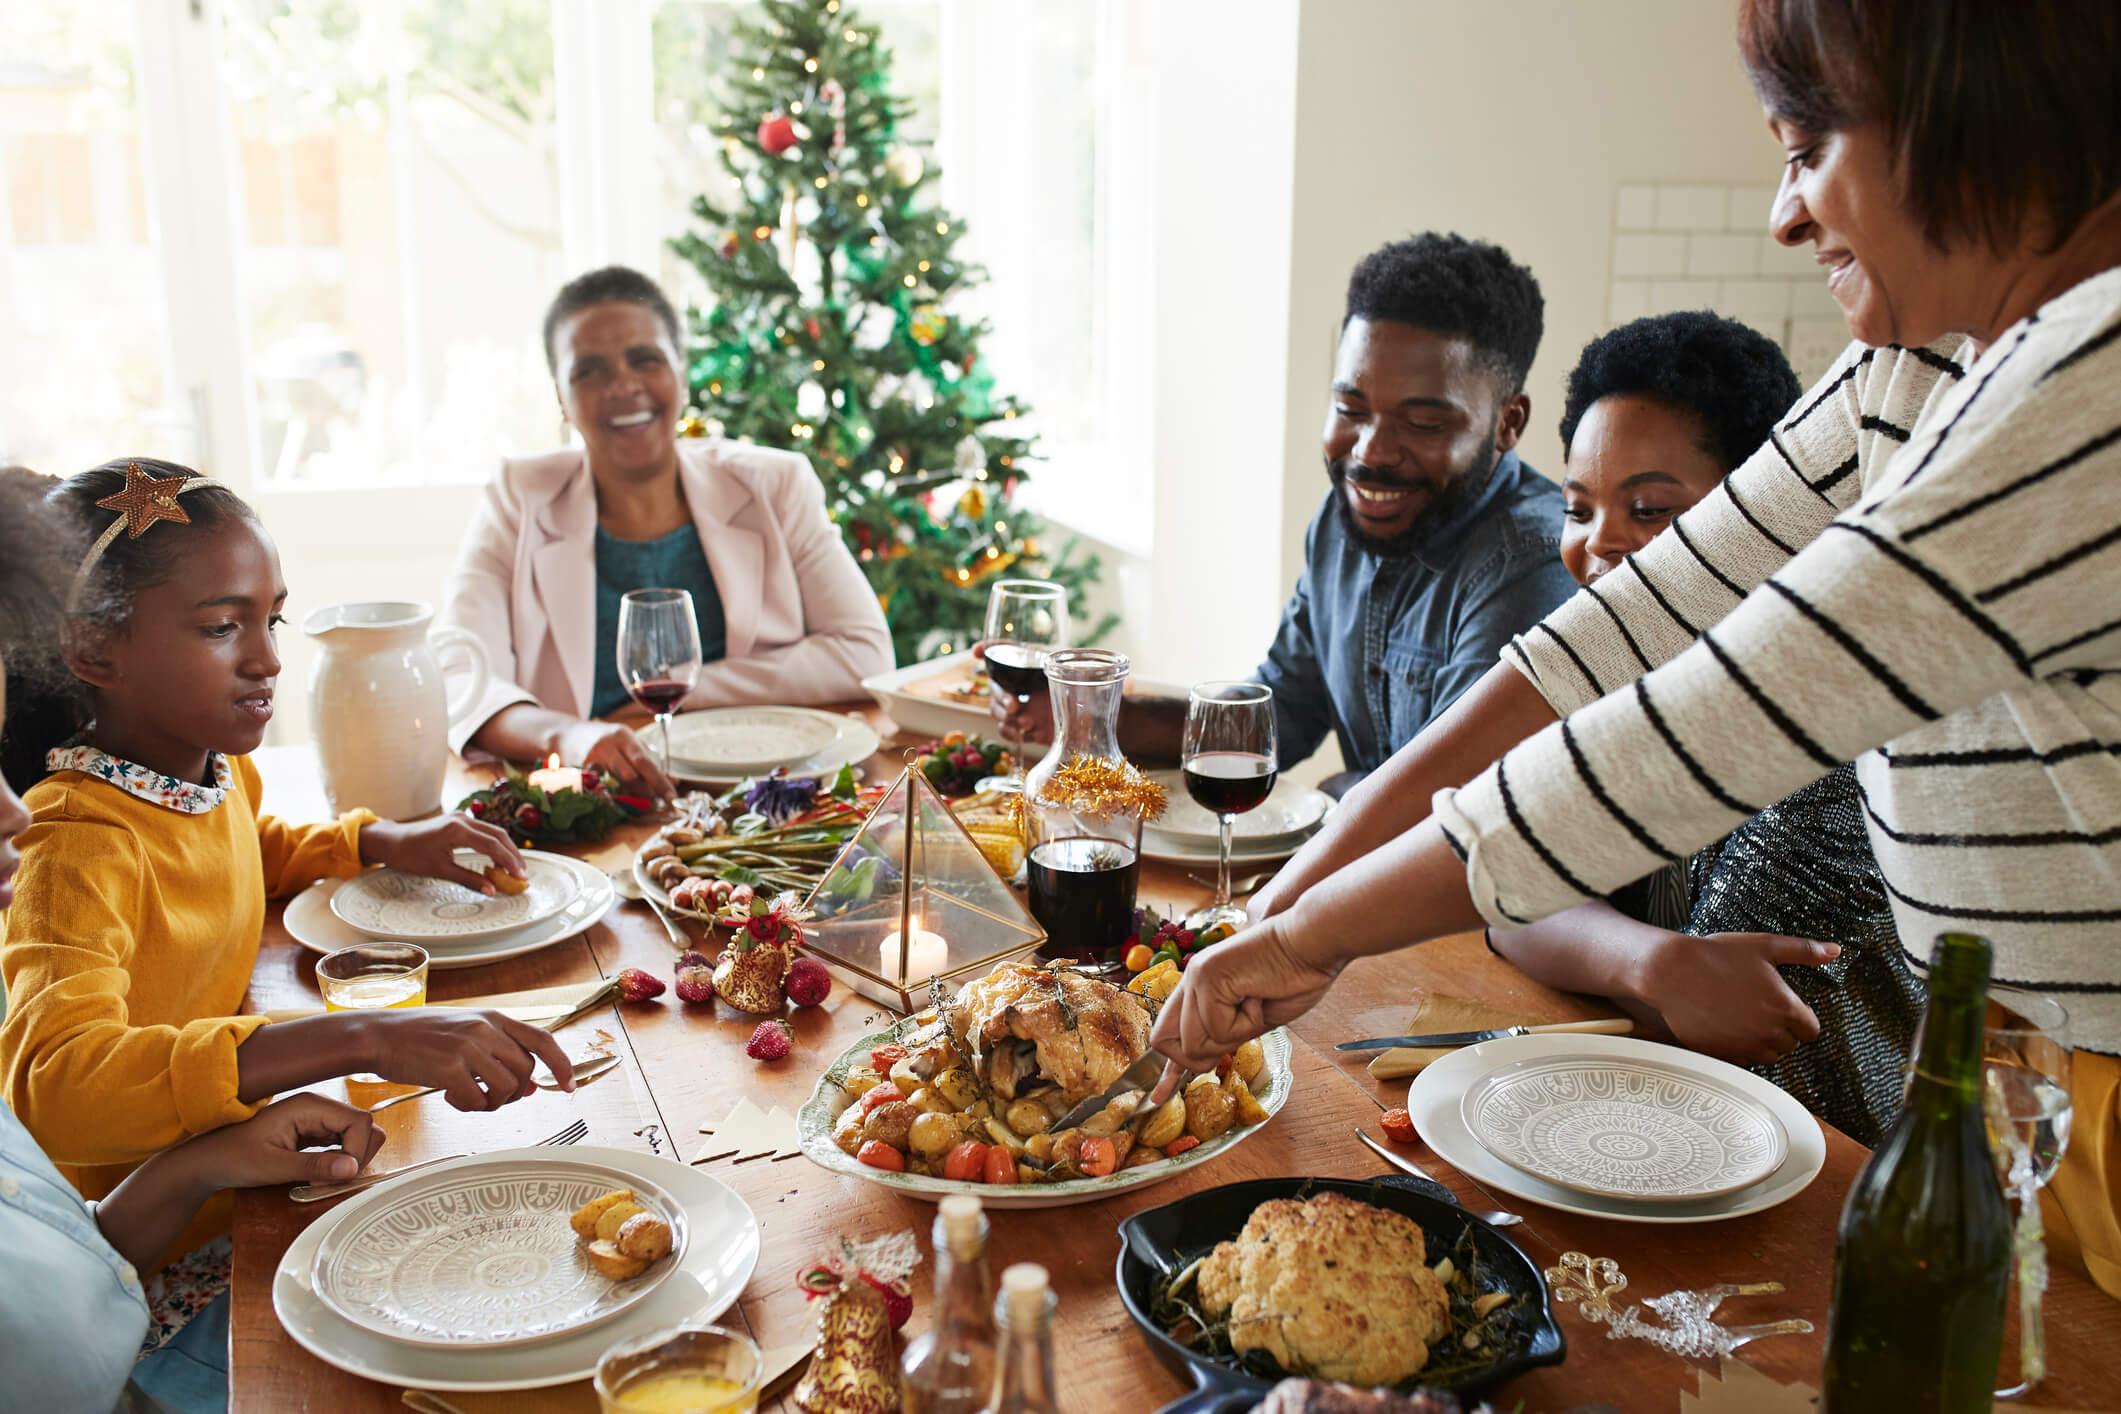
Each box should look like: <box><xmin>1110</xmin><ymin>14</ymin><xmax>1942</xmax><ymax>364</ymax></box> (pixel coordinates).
<box><xmin>670</xmin><ymin>0</ymin><xmax>1112</xmax><ymax>664</ymax></box>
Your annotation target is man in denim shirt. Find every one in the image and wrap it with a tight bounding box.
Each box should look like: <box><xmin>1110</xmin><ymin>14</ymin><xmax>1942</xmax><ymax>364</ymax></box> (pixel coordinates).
<box><xmin>995</xmin><ymin>234</ymin><xmax>1573</xmax><ymax>791</ymax></box>
<box><xmin>1260</xmin><ymin>234</ymin><xmax>1575</xmax><ymax>790</ymax></box>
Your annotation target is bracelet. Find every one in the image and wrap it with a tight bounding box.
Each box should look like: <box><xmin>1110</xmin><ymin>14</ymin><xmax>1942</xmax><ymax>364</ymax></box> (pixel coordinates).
<box><xmin>1482</xmin><ymin>925</ymin><xmax>1499</xmax><ymax>956</ymax></box>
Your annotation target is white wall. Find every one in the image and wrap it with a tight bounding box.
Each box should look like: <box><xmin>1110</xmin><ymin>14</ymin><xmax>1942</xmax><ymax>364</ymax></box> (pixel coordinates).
<box><xmin>1274</xmin><ymin>0</ymin><xmax>1779</xmax><ymax>589</ymax></box>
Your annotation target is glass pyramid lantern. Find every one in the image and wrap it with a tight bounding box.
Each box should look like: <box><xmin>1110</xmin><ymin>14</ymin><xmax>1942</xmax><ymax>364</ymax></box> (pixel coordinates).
<box><xmin>801</xmin><ymin>761</ymin><xmax>1045</xmax><ymax>1010</ymax></box>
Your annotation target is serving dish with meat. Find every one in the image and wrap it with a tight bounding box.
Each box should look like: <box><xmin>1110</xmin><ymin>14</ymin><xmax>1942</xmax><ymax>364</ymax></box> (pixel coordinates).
<box><xmin>1116</xmin><ymin>1177</ymin><xmax>1563</xmax><ymax>1410</ymax></box>
<box><xmin>796</xmin><ymin>960</ymin><xmax>1291</xmax><ymax>1209</ymax></box>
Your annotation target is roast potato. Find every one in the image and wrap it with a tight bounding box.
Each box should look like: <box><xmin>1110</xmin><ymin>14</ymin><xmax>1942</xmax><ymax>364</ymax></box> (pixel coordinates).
<box><xmin>1232</xmin><ymin>1039</ymin><xmax>1265</xmax><ymax>1084</ymax></box>
<box><xmin>585</xmin><ymin>1239</ymin><xmax>650</xmax><ymax>1281</ymax></box>
<box><xmin>595</xmin><ymin>1201</ymin><xmax>648</xmax><ymax>1243</ymax></box>
<box><xmin>862</xmin><ymin>1100</ymin><xmax>919</xmax><ymax>1149</ymax></box>
<box><xmin>839</xmin><ymin>1065</ymin><xmax>886</xmax><ymax>1101</ymax></box>
<box><xmin>907</xmin><ymin>1085</ymin><xmax>954</xmax><ymax>1115</ymax></box>
<box><xmin>934</xmin><ymin>1066</ymin><xmax>980</xmax><ymax>1111</ymax></box>
<box><xmin>1227</xmin><ymin>1067</ymin><xmax>1270</xmax><ymax>1125</ymax></box>
<box><xmin>1137</xmin><ymin>1095</ymin><xmax>1187</xmax><ymax>1150</ymax></box>
<box><xmin>909</xmin><ymin>1111</ymin><xmax>959</xmax><ymax>1157</ymax></box>
<box><xmin>833</xmin><ymin>1104</ymin><xmax>868</xmax><ymax>1156</ymax></box>
<box><xmin>615</xmin><ymin>1212</ymin><xmax>673</xmax><ymax>1261</ymax></box>
<box><xmin>1005</xmin><ymin>1098</ymin><xmax>1054</xmax><ymax>1137</ymax></box>
<box><xmin>1184</xmin><ymin>1080</ymin><xmax>1237</xmax><ymax>1143</ymax></box>
<box><xmin>569</xmin><ymin>1189</ymin><xmax>637</xmax><ymax>1241</ymax></box>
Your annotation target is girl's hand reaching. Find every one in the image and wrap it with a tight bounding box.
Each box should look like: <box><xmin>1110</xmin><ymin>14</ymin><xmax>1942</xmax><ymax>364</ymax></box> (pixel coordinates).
<box><xmin>360</xmin><ymin>812</ymin><xmax>525</xmax><ymax>895</ymax></box>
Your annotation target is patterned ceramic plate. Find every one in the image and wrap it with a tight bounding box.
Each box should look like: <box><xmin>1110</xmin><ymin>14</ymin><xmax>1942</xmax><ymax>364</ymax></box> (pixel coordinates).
<box><xmin>330</xmin><ymin>850</ymin><xmax>581</xmax><ymax>941</ymax></box>
<box><xmin>311</xmin><ymin>1156</ymin><xmax>689</xmax><ymax>1350</ymax></box>
<box><xmin>654</xmin><ymin>706</ymin><xmax>840</xmax><ymax>773</ymax></box>
<box><xmin>1460</xmin><ymin>1054</ymin><xmax>1789</xmax><ymax>1203</ymax></box>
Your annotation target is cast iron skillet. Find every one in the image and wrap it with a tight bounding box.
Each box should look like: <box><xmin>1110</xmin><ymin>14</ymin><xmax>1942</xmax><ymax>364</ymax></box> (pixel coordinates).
<box><xmin>1116</xmin><ymin>1174</ymin><xmax>1565</xmax><ymax>1414</ymax></box>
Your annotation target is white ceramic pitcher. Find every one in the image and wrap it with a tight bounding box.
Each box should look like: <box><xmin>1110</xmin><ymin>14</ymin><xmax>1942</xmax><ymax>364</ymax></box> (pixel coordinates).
<box><xmin>304</xmin><ymin>602</ymin><xmax>490</xmax><ymax>820</ymax></box>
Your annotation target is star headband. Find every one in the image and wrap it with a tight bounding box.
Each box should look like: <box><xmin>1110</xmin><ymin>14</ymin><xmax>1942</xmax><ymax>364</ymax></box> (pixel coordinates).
<box><xmin>68</xmin><ymin>462</ymin><xmax>228</xmax><ymax>612</ymax></box>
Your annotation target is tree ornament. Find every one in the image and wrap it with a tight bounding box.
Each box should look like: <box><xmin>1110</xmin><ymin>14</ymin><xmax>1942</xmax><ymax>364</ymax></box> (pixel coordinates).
<box><xmin>953</xmin><ymin>434</ymin><xmax>985</xmax><ymax>477</ymax></box>
<box><xmin>709</xmin><ymin>892</ymin><xmax>810</xmax><ymax>1013</ymax></box>
<box><xmin>676</xmin><ymin>413</ymin><xmax>708</xmax><ymax>438</ymax></box>
<box><xmin>718</xmin><ymin>229</ymin><xmax>741</xmax><ymax>259</ymax></box>
<box><xmin>907</xmin><ymin>304</ymin><xmax>947</xmax><ymax>346</ymax></box>
<box><xmin>798</xmin><ymin>380</ymin><xmax>828</xmax><ymax>420</ymax></box>
<box><xmin>956</xmin><ymin>483</ymin><xmax>988</xmax><ymax>519</ymax></box>
<box><xmin>883</xmin><ymin>145</ymin><xmax>924</xmax><ymax>188</ymax></box>
<box><xmin>795</xmin><ymin>1232</ymin><xmax>921</xmax><ymax>1413</ymax></box>
<box><xmin>758</xmin><ymin>111</ymin><xmax>798</xmax><ymax>155</ymax></box>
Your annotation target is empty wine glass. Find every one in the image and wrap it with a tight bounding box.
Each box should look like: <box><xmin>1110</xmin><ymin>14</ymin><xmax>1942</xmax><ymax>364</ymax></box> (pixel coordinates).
<box><xmin>982</xmin><ymin>579</ymin><xmax>1069</xmax><ymax>793</ymax></box>
<box><xmin>1181</xmin><ymin>682</ymin><xmax>1277</xmax><ymax>933</ymax></box>
<box><xmin>1983</xmin><ymin>988</ymin><xmax>2071</xmax><ymax>1400</ymax></box>
<box><xmin>616</xmin><ymin>588</ymin><xmax>704</xmax><ymax>778</ymax></box>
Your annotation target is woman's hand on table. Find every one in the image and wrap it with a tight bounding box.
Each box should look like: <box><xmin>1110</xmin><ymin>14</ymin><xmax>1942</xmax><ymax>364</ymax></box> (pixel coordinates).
<box><xmin>1634</xmin><ymin>931</ymin><xmax>1834</xmax><ymax>1065</ymax></box>
<box><xmin>1150</xmin><ymin>918</ymin><xmax>1343</xmax><ymax>1070</ymax></box>
<box><xmin>360</xmin><ymin>813</ymin><xmax>525</xmax><ymax>895</ymax></box>
<box><xmin>353</xmin><ymin>1009</ymin><xmax>576</xmax><ymax>1109</ymax></box>
<box><xmin>556</xmin><ymin>718</ymin><xmax>677</xmax><ymax>801</ymax></box>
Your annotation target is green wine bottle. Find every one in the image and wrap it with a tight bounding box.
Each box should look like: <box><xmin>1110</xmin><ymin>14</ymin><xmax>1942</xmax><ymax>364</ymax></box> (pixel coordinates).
<box><xmin>1821</xmin><ymin>932</ymin><xmax>2010</xmax><ymax>1411</ymax></box>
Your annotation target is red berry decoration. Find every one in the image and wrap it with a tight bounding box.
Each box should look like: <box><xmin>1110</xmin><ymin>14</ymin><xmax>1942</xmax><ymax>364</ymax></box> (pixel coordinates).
<box><xmin>514</xmin><ymin>803</ymin><xmax>543</xmax><ymax>832</ymax></box>
<box><xmin>616</xmin><ymin>967</ymin><xmax>665</xmax><ymax>1003</ymax></box>
<box><xmin>860</xmin><ymin>1272</ymin><xmax>914</xmax><ymax>1331</ymax></box>
<box><xmin>746</xmin><ymin>1019</ymin><xmax>794</xmax><ymax>1062</ymax></box>
<box><xmin>677</xmin><ymin>949</ymin><xmax>713</xmax><ymax>971</ymax></box>
<box><xmin>580</xmin><ymin>769</ymin><xmax>600</xmax><ymax>792</ymax></box>
<box><xmin>757</xmin><ymin>112</ymin><xmax>797</xmax><ymax>155</ymax></box>
<box><xmin>466</xmin><ymin>799</ymin><xmax>487</xmax><ymax>819</ymax></box>
<box><xmin>674</xmin><ymin>964</ymin><xmax>715</xmax><ymax>1005</ymax></box>
<box><xmin>785</xmin><ymin>956</ymin><xmax>831</xmax><ymax>1008</ymax></box>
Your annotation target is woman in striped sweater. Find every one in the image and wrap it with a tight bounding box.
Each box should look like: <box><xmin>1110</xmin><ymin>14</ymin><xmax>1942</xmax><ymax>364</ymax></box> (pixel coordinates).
<box><xmin>1157</xmin><ymin>0</ymin><xmax>2121</xmax><ymax>1294</ymax></box>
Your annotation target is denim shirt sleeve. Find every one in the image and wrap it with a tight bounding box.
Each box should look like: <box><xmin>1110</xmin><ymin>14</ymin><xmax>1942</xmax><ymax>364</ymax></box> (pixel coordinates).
<box><xmin>1430</xmin><ymin>541</ymin><xmax>1579</xmax><ymax>723</ymax></box>
<box><xmin>1254</xmin><ymin>554</ymin><xmax>1335</xmax><ymax>768</ymax></box>
<box><xmin>0</xmin><ymin>1106</ymin><xmax>150</xmax><ymax>1411</ymax></box>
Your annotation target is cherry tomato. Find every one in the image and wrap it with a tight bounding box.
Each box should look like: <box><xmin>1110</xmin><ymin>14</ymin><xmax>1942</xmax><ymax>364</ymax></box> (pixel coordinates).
<box><xmin>870</xmin><ymin>1043</ymin><xmax>909</xmax><ymax>1073</ymax></box>
<box><xmin>1164</xmin><ymin>1136</ymin><xmax>1201</xmax><ymax>1158</ymax></box>
<box><xmin>856</xmin><ymin>1140</ymin><xmax>905</xmax><ymax>1172</ymax></box>
<box><xmin>1078</xmin><ymin>1135</ymin><xmax>1118</xmax><ymax>1177</ymax></box>
<box><xmin>859</xmin><ymin>1083</ymin><xmax>905</xmax><ymax>1114</ymax></box>
<box><xmin>1379</xmin><ymin>1107</ymin><xmax>1418</xmax><ymax>1144</ymax></box>
<box><xmin>982</xmin><ymin>1145</ymin><xmax>1019</xmax><ymax>1185</ymax></box>
<box><xmin>943</xmin><ymin>1140</ymin><xmax>990</xmax><ymax>1183</ymax></box>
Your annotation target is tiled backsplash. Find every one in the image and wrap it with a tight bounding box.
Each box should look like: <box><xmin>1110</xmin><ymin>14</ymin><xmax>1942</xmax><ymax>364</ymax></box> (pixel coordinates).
<box><xmin>1609</xmin><ymin>182</ymin><xmax>1850</xmax><ymax>383</ymax></box>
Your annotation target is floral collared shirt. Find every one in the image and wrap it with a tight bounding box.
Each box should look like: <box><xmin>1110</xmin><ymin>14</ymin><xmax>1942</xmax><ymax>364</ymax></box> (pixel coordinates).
<box><xmin>45</xmin><ymin>742</ymin><xmax>234</xmax><ymax>815</ymax></box>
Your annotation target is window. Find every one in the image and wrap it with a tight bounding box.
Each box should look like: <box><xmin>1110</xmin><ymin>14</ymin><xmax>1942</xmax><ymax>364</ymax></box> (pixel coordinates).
<box><xmin>0</xmin><ymin>9</ymin><xmax>177</xmax><ymax>473</ymax></box>
<box><xmin>0</xmin><ymin>0</ymin><xmax>1144</xmax><ymax>516</ymax></box>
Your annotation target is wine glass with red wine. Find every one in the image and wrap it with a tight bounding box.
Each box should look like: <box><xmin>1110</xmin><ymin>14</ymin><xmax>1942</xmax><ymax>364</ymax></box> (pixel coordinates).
<box><xmin>1181</xmin><ymin>681</ymin><xmax>1277</xmax><ymax>932</ymax></box>
<box><xmin>616</xmin><ymin>588</ymin><xmax>703</xmax><ymax>778</ymax></box>
<box><xmin>982</xmin><ymin>579</ymin><xmax>1070</xmax><ymax>793</ymax></box>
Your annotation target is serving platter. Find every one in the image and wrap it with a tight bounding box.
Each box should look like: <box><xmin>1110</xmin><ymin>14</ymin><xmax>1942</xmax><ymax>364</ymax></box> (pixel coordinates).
<box><xmin>273</xmin><ymin>1146</ymin><xmax>758</xmax><ymax>1391</ymax></box>
<box><xmin>330</xmin><ymin>850</ymin><xmax>581</xmax><ymax>941</ymax></box>
<box><xmin>639</xmin><ymin>706</ymin><xmax>882</xmax><ymax>783</ymax></box>
<box><xmin>311</xmin><ymin>1156</ymin><xmax>690</xmax><ymax>1349</ymax></box>
<box><xmin>1408</xmin><ymin>1033</ymin><xmax>1824</xmax><ymax>1224</ymax></box>
<box><xmin>288</xmin><ymin>855</ymin><xmax>614</xmax><ymax>970</ymax></box>
<box><xmin>797</xmin><ymin>1024</ymin><xmax>1294</xmax><ymax>1209</ymax></box>
<box><xmin>1460</xmin><ymin>1054</ymin><xmax>1788</xmax><ymax>1203</ymax></box>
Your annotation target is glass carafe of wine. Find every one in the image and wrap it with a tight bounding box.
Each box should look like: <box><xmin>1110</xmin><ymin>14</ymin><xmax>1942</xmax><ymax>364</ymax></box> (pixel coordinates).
<box><xmin>1023</xmin><ymin>649</ymin><xmax>1142</xmax><ymax>964</ymax></box>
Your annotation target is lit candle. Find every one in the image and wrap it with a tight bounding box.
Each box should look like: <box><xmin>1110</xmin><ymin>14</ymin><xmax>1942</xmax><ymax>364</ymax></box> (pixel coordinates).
<box><xmin>526</xmin><ymin>752</ymin><xmax>582</xmax><ymax>796</ymax></box>
<box><xmin>879</xmin><ymin>918</ymin><xmax>950</xmax><ymax>985</ymax></box>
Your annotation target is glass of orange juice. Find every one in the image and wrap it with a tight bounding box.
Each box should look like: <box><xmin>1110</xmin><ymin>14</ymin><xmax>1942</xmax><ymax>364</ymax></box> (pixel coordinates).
<box><xmin>594</xmin><ymin>1324</ymin><xmax>763</xmax><ymax>1413</ymax></box>
<box><xmin>316</xmin><ymin>942</ymin><xmax>428</xmax><ymax>1083</ymax></box>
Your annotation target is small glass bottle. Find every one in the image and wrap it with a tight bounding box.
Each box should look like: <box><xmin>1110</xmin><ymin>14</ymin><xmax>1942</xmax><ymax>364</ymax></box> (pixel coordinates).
<box><xmin>978</xmin><ymin>1263</ymin><xmax>1060</xmax><ymax>1414</ymax></box>
<box><xmin>901</xmin><ymin>1195</ymin><xmax>997</xmax><ymax>1414</ymax></box>
<box><xmin>1023</xmin><ymin>648</ymin><xmax>1142</xmax><ymax>962</ymax></box>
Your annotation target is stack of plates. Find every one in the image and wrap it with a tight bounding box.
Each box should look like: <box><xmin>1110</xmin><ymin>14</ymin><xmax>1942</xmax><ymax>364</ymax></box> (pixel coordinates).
<box><xmin>285</xmin><ymin>850</ymin><xmax>616</xmax><ymax>970</ymax></box>
<box><xmin>1407</xmin><ymin>1032</ymin><xmax>1825</xmax><ymax>1223</ymax></box>
<box><xmin>1140</xmin><ymin>770</ymin><xmax>1333</xmax><ymax>866</ymax></box>
<box><xmin>636</xmin><ymin>705</ymin><xmax>882</xmax><ymax>783</ymax></box>
<box><xmin>274</xmin><ymin>1146</ymin><xmax>760</xmax><ymax>1391</ymax></box>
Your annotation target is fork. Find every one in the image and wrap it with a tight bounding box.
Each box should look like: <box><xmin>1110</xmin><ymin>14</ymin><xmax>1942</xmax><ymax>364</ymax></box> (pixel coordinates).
<box><xmin>290</xmin><ymin>1117</ymin><xmax>588</xmax><ymax>1203</ymax></box>
<box><xmin>1355</xmin><ymin>1127</ymin><xmax>1524</xmax><ymax>1228</ymax></box>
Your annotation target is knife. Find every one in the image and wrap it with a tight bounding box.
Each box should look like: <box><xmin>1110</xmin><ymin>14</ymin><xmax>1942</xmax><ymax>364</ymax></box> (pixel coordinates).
<box><xmin>1334</xmin><ymin>1018</ymin><xmax>1634</xmax><ymax>1051</ymax></box>
<box><xmin>1048</xmin><ymin>1049</ymin><xmax>1176</xmax><ymax>1133</ymax></box>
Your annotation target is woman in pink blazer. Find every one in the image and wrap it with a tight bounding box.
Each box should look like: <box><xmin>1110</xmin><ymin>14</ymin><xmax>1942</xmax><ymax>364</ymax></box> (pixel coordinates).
<box><xmin>442</xmin><ymin>267</ymin><xmax>893</xmax><ymax>793</ymax></box>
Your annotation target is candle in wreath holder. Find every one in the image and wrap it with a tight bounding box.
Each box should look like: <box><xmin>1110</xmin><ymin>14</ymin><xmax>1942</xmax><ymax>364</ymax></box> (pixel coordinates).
<box><xmin>800</xmin><ymin>759</ymin><xmax>1043</xmax><ymax>1012</ymax></box>
<box><xmin>1020</xmin><ymin>649</ymin><xmax>1167</xmax><ymax>964</ymax></box>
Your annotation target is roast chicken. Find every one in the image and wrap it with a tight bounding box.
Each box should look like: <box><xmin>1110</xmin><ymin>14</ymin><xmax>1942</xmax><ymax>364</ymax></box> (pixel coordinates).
<box><xmin>951</xmin><ymin>962</ymin><xmax>1152</xmax><ymax>1105</ymax></box>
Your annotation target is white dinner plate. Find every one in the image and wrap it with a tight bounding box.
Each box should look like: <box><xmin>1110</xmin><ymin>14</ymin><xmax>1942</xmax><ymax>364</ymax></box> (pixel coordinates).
<box><xmin>1142</xmin><ymin>770</ymin><xmax>1332</xmax><ymax>846</ymax></box>
<box><xmin>274</xmin><ymin>1145</ymin><xmax>759</xmax><ymax>1391</ymax></box>
<box><xmin>1136</xmin><ymin>827</ymin><xmax>1324</xmax><ymax>867</ymax></box>
<box><xmin>331</xmin><ymin>850</ymin><xmax>581</xmax><ymax>941</ymax></box>
<box><xmin>798</xmin><ymin>1023</ymin><xmax>1294</xmax><ymax>1209</ymax></box>
<box><xmin>1406</xmin><ymin>1033</ymin><xmax>1824</xmax><ymax>1224</ymax></box>
<box><xmin>312</xmin><ymin>1155</ymin><xmax>690</xmax><ymax>1349</ymax></box>
<box><xmin>639</xmin><ymin>707</ymin><xmax>883</xmax><ymax>783</ymax></box>
<box><xmin>861</xmin><ymin>652</ymin><xmax>1188</xmax><ymax>741</ymax></box>
<box><xmin>1460</xmin><ymin>1053</ymin><xmax>1788</xmax><ymax>1203</ymax></box>
<box><xmin>654</xmin><ymin>706</ymin><xmax>838</xmax><ymax>771</ymax></box>
<box><xmin>287</xmin><ymin>855</ymin><xmax>614</xmax><ymax>970</ymax></box>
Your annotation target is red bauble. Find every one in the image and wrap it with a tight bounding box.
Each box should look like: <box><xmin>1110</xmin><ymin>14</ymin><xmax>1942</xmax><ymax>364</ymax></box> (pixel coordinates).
<box><xmin>757</xmin><ymin>113</ymin><xmax>797</xmax><ymax>155</ymax></box>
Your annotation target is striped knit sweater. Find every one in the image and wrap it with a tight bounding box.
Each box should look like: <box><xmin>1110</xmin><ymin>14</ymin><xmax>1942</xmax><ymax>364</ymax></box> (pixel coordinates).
<box><xmin>1435</xmin><ymin>266</ymin><xmax>2121</xmax><ymax>1053</ymax></box>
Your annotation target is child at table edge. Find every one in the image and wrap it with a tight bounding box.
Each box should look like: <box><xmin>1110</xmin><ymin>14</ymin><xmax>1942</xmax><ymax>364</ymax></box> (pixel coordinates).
<box><xmin>0</xmin><ymin>459</ymin><xmax>577</xmax><ymax>1263</ymax></box>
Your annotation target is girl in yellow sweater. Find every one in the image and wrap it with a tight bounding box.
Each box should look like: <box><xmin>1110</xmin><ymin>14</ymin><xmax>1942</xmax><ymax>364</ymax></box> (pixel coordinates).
<box><xmin>0</xmin><ymin>460</ymin><xmax>576</xmax><ymax>1228</ymax></box>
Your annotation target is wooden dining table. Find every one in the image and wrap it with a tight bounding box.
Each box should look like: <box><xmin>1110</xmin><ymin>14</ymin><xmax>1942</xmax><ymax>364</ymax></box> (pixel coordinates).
<box><xmin>229</xmin><ymin>706</ymin><xmax>2121</xmax><ymax>1412</ymax></box>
